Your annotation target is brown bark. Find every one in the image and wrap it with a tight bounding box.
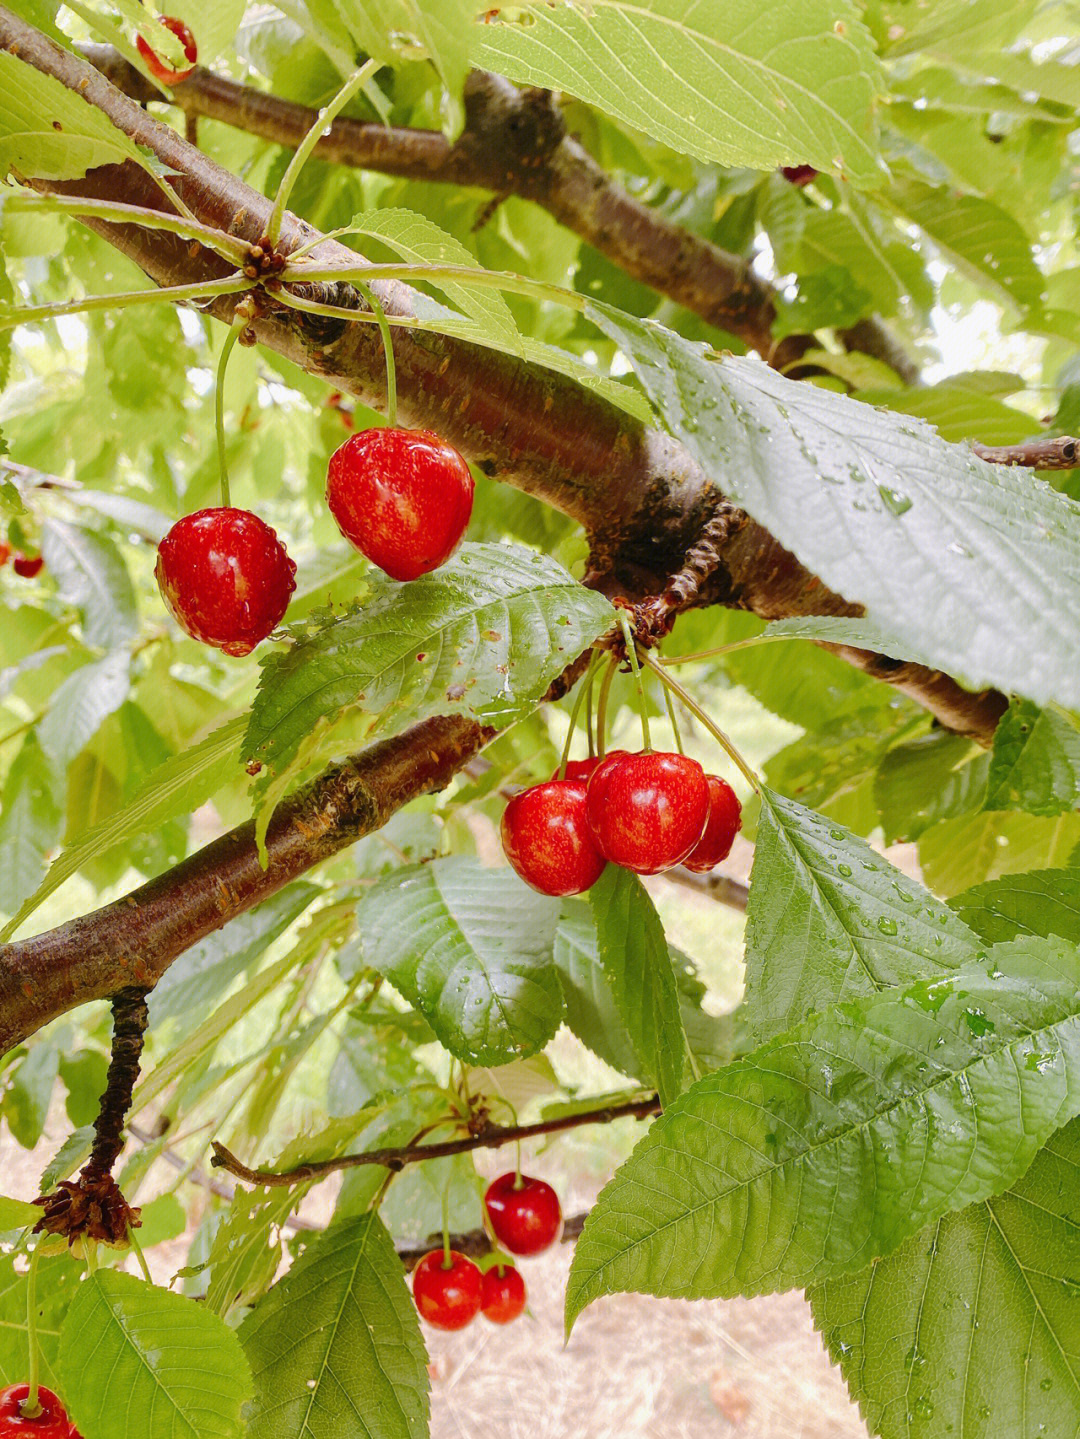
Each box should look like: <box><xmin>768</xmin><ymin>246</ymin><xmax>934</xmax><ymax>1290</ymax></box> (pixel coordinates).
<box><xmin>80</xmin><ymin>47</ymin><xmax>919</xmax><ymax>384</ymax></box>
<box><xmin>0</xmin><ymin>716</ymin><xmax>485</xmax><ymax>1057</ymax></box>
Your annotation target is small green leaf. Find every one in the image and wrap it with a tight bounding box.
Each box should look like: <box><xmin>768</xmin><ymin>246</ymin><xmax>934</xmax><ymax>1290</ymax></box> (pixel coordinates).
<box><xmin>566</xmin><ymin>938</ymin><xmax>1080</xmax><ymax>1326</ymax></box>
<box><xmin>37</xmin><ymin>649</ymin><xmax>131</xmax><ymax>768</ymax></box>
<box><xmin>582</xmin><ymin>874</ymin><xmax>691</xmax><ymax>1102</ymax></box>
<box><xmin>0</xmin><ymin>733</ymin><xmax>63</xmax><ymax>920</ymax></box>
<box><xmin>984</xmin><ymin>699</ymin><xmax>1080</xmax><ymax>816</ymax></box>
<box><xmin>919</xmin><ymin>810</ymin><xmax>1080</xmax><ymax>897</ymax></box>
<box><xmin>745</xmin><ymin>788</ymin><xmax>978</xmax><ymax>1041</ymax></box>
<box><xmin>0</xmin><ymin>716</ymin><xmax>247</xmax><ymax>942</ymax></box>
<box><xmin>949</xmin><ymin>866</ymin><xmax>1080</xmax><ymax>946</ymax></box>
<box><xmin>875</xmin><ymin>729</ymin><xmax>989</xmax><ymax>843</ymax></box>
<box><xmin>0</xmin><ymin>51</ymin><xmax>151</xmax><ymax>181</ymax></box>
<box><xmin>41</xmin><ymin>518</ymin><xmax>137</xmax><ymax>652</ymax></box>
<box><xmin>358</xmin><ymin>857</ymin><xmax>563</xmax><ymax>1065</ymax></box>
<box><xmin>240</xmin><ymin>1212</ymin><xmax>430</xmax><ymax>1439</ymax></box>
<box><xmin>245</xmin><ymin>542</ymin><xmax>613</xmax><ymax>778</ymax></box>
<box><xmin>0</xmin><ymin>1195</ymin><xmax>40</xmax><ymax>1230</ymax></box>
<box><xmin>60</xmin><ymin>1271</ymin><xmax>253</xmax><ymax>1439</ymax></box>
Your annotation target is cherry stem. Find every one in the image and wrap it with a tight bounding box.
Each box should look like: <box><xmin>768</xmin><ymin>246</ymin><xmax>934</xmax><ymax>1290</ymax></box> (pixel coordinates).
<box><xmin>660</xmin><ymin>679</ymin><xmax>685</xmax><ymax>754</ymax></box>
<box><xmin>267</xmin><ymin>58</ymin><xmax>382</xmax><ymax>248</ymax></box>
<box><xmin>640</xmin><ymin>651</ymin><xmax>761</xmax><ymax>792</ymax></box>
<box><xmin>355</xmin><ymin>281</ymin><xmax>397</xmax><ymax>428</ymax></box>
<box><xmin>618</xmin><ymin>611</ymin><xmax>652</xmax><ymax>752</ymax></box>
<box><xmin>557</xmin><ymin>650</ymin><xmax>599</xmax><ymax>780</ymax></box>
<box><xmin>215</xmin><ymin>312</ymin><xmax>247</xmax><ymax>509</ymax></box>
<box><xmin>660</xmin><ymin>635</ymin><xmax>777</xmax><ymax>666</ymax></box>
<box><xmin>281</xmin><ymin>260</ymin><xmax>588</xmax><ymax>314</ymax></box>
<box><xmin>2</xmin><ymin>193</ymin><xmax>249</xmax><ymax>267</ymax></box>
<box><xmin>584</xmin><ymin>662</ymin><xmax>596</xmax><ymax>757</ymax></box>
<box><xmin>127</xmin><ymin>1224</ymin><xmax>153</xmax><ymax>1284</ymax></box>
<box><xmin>441</xmin><ymin>1182</ymin><xmax>453</xmax><ymax>1269</ymax></box>
<box><xmin>595</xmin><ymin>653</ymin><xmax>617</xmax><ymax>759</ymax></box>
<box><xmin>22</xmin><ymin>1242</ymin><xmax>42</xmax><ymax>1419</ymax></box>
<box><xmin>0</xmin><ymin>275</ymin><xmax>253</xmax><ymax>331</ymax></box>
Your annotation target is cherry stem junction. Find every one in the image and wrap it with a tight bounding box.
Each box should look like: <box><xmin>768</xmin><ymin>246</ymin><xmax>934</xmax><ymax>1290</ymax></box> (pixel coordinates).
<box><xmin>355</xmin><ymin>281</ymin><xmax>397</xmax><ymax>428</ymax></box>
<box><xmin>558</xmin><ymin>649</ymin><xmax>600</xmax><ymax>780</ymax></box>
<box><xmin>618</xmin><ymin>610</ymin><xmax>652</xmax><ymax>752</ymax></box>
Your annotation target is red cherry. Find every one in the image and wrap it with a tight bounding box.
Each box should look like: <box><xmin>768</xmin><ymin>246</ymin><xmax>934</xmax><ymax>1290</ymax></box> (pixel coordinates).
<box><xmin>501</xmin><ymin>780</ymin><xmax>607</xmax><ymax>897</ymax></box>
<box><xmin>155</xmin><ymin>507</ymin><xmax>295</xmax><ymax>656</ymax></box>
<box><xmin>12</xmin><ymin>554</ymin><xmax>43</xmax><ymax>579</ymax></box>
<box><xmin>682</xmin><ymin>775</ymin><xmax>742</xmax><ymax>873</ymax></box>
<box><xmin>585</xmin><ymin>750</ymin><xmax>709</xmax><ymax>874</ymax></box>
<box><xmin>480</xmin><ymin>1263</ymin><xmax>526</xmax><ymax>1324</ymax></box>
<box><xmin>326</xmin><ymin>427</ymin><xmax>474</xmax><ymax>582</ymax></box>
<box><xmin>781</xmin><ymin>164</ymin><xmax>818</xmax><ymax>187</ymax></box>
<box><xmin>136</xmin><ymin>16</ymin><xmax>198</xmax><ymax>85</ymax></box>
<box><xmin>549</xmin><ymin>756</ymin><xmax>602</xmax><ymax>783</ymax></box>
<box><xmin>0</xmin><ymin>1386</ymin><xmax>70</xmax><ymax>1437</ymax></box>
<box><xmin>485</xmin><ymin>1173</ymin><xmax>563</xmax><ymax>1257</ymax></box>
<box><xmin>412</xmin><ymin>1250</ymin><xmax>482</xmax><ymax>1331</ymax></box>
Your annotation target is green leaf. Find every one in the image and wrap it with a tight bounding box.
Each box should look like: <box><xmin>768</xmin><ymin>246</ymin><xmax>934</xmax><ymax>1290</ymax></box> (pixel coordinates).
<box><xmin>566</xmin><ymin>937</ymin><xmax>1080</xmax><ymax>1327</ymax></box>
<box><xmin>3</xmin><ymin>1040</ymin><xmax>58</xmax><ymax>1147</ymax></box>
<box><xmin>811</xmin><ymin>878</ymin><xmax>1080</xmax><ymax>1439</ymax></box>
<box><xmin>585</xmin><ymin>867</ymin><xmax>690</xmax><ymax>1105</ymax></box>
<box><xmin>245</xmin><ymin>543</ymin><xmax>613</xmax><ymax>776</ymax></box>
<box><xmin>60</xmin><ymin>1271</ymin><xmax>253</xmax><ymax>1439</ymax></box>
<box><xmin>984</xmin><ymin>699</ymin><xmax>1080</xmax><ymax>816</ymax></box>
<box><xmin>812</xmin><ymin>1118</ymin><xmax>1080</xmax><ymax>1439</ymax></box>
<box><xmin>37</xmin><ymin>649</ymin><xmax>131</xmax><ymax>768</ymax></box>
<box><xmin>0</xmin><ymin>733</ymin><xmax>63</xmax><ymax>920</ymax></box>
<box><xmin>0</xmin><ymin>1252</ymin><xmax>82</xmax><ymax>1390</ymax></box>
<box><xmin>0</xmin><ymin>1195</ymin><xmax>39</xmax><ymax>1229</ymax></box>
<box><xmin>887</xmin><ymin>179</ymin><xmax>1044</xmax><ymax>309</ymax></box>
<box><xmin>555</xmin><ymin>898</ymin><xmax>733</xmax><ymax>1080</ymax></box>
<box><xmin>744</xmin><ymin>788</ymin><xmax>978</xmax><ymax>1042</ymax></box>
<box><xmin>949</xmin><ymin>867</ymin><xmax>1080</xmax><ymax>946</ymax></box>
<box><xmin>334</xmin><ymin>0</ymin><xmax>472</xmax><ymax>131</ymax></box>
<box><xmin>0</xmin><ymin>715</ymin><xmax>247</xmax><ymax>942</ymax></box>
<box><xmin>0</xmin><ymin>51</ymin><xmax>151</xmax><ymax>181</ymax></box>
<box><xmin>471</xmin><ymin>0</ymin><xmax>883</xmax><ymax>185</ymax></box>
<box><xmin>344</xmin><ymin>207</ymin><xmax>521</xmax><ymax>355</ymax></box>
<box><xmin>41</xmin><ymin>518</ymin><xmax>137</xmax><ymax>652</ymax></box>
<box><xmin>358</xmin><ymin>857</ymin><xmax>563</xmax><ymax>1065</ymax></box>
<box><xmin>586</xmin><ymin>304</ymin><xmax>1080</xmax><ymax>710</ymax></box>
<box><xmin>875</xmin><ymin>730</ymin><xmax>989</xmax><ymax>843</ymax></box>
<box><xmin>149</xmin><ymin>883</ymin><xmax>319</xmax><ymax>1034</ymax></box>
<box><xmin>919</xmin><ymin>810</ymin><xmax>1080</xmax><ymax>897</ymax></box>
<box><xmin>240</xmin><ymin>1212</ymin><xmax>430</xmax><ymax>1439</ymax></box>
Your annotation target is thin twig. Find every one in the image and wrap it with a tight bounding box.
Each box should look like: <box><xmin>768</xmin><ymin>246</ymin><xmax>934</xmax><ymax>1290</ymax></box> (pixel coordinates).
<box><xmin>211</xmin><ymin>1094</ymin><xmax>661</xmax><ymax>1188</ymax></box>
<box><xmin>971</xmin><ymin>435</ymin><xmax>1080</xmax><ymax>469</ymax></box>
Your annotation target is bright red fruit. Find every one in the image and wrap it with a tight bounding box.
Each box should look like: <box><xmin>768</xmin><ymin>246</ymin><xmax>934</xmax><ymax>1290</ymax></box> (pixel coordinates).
<box><xmin>481</xmin><ymin>1264</ymin><xmax>527</xmax><ymax>1324</ymax></box>
<box><xmin>781</xmin><ymin>164</ymin><xmax>818</xmax><ymax>187</ymax></box>
<box><xmin>0</xmin><ymin>542</ymin><xmax>10</xmax><ymax>566</ymax></box>
<box><xmin>550</xmin><ymin>756</ymin><xmax>602</xmax><ymax>783</ymax></box>
<box><xmin>155</xmin><ymin>507</ymin><xmax>295</xmax><ymax>656</ymax></box>
<box><xmin>412</xmin><ymin>1250</ymin><xmax>482</xmax><ymax>1331</ymax></box>
<box><xmin>485</xmin><ymin>1173</ymin><xmax>563</xmax><ymax>1257</ymax></box>
<box><xmin>326</xmin><ymin>427</ymin><xmax>474</xmax><ymax>582</ymax></box>
<box><xmin>682</xmin><ymin>775</ymin><xmax>742</xmax><ymax>873</ymax></box>
<box><xmin>501</xmin><ymin>780</ymin><xmax>606</xmax><ymax>897</ymax></box>
<box><xmin>12</xmin><ymin>554</ymin><xmax>43</xmax><ymax>579</ymax></box>
<box><xmin>136</xmin><ymin>16</ymin><xmax>198</xmax><ymax>84</ymax></box>
<box><xmin>0</xmin><ymin>1385</ymin><xmax>70</xmax><ymax>1437</ymax></box>
<box><xmin>586</xmin><ymin>750</ymin><xmax>709</xmax><ymax>874</ymax></box>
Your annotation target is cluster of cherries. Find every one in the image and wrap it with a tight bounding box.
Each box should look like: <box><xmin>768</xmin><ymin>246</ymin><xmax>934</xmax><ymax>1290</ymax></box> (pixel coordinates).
<box><xmin>412</xmin><ymin>1172</ymin><xmax>562</xmax><ymax>1332</ymax></box>
<box><xmin>155</xmin><ymin>426</ymin><xmax>474</xmax><ymax>655</ymax></box>
<box><xmin>0</xmin><ymin>542</ymin><xmax>43</xmax><ymax>579</ymax></box>
<box><xmin>0</xmin><ymin>1384</ymin><xmax>81</xmax><ymax>1437</ymax></box>
<box><xmin>502</xmin><ymin>748</ymin><xmax>741</xmax><ymax>896</ymax></box>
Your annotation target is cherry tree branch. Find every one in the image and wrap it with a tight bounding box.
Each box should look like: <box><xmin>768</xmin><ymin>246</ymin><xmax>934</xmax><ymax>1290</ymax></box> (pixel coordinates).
<box><xmin>80</xmin><ymin>47</ymin><xmax>919</xmax><ymax>384</ymax></box>
<box><xmin>210</xmin><ymin>1094</ymin><xmax>662</xmax><ymax>1187</ymax></box>
<box><xmin>397</xmin><ymin>1212</ymin><xmax>588</xmax><ymax>1271</ymax></box>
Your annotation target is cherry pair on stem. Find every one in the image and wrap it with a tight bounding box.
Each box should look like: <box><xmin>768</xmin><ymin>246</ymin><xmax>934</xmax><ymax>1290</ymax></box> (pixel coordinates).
<box><xmin>412</xmin><ymin>1172</ymin><xmax>563</xmax><ymax>1332</ymax></box>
